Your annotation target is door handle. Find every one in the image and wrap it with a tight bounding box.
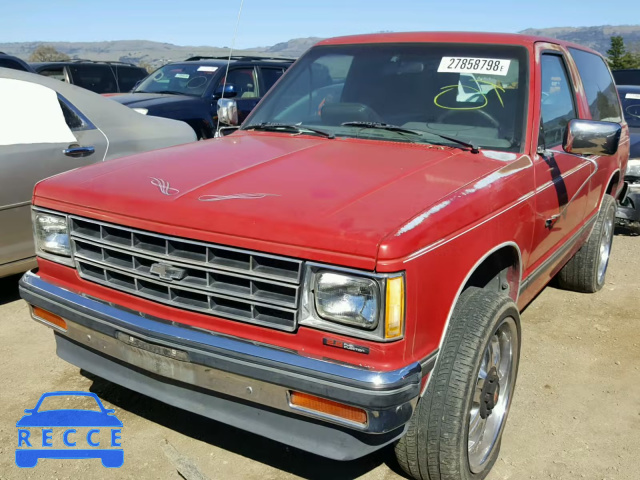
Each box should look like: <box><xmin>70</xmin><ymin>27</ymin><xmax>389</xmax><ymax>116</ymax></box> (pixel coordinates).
<box><xmin>63</xmin><ymin>145</ymin><xmax>95</xmax><ymax>158</ymax></box>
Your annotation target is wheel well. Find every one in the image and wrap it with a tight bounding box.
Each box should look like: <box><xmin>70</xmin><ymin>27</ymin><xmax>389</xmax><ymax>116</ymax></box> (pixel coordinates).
<box><xmin>606</xmin><ymin>171</ymin><xmax>620</xmax><ymax>197</ymax></box>
<box><xmin>463</xmin><ymin>246</ymin><xmax>521</xmax><ymax>301</ymax></box>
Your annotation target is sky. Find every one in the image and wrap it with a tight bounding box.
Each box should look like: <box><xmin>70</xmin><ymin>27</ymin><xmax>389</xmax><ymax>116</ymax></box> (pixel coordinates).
<box><xmin>1</xmin><ymin>0</ymin><xmax>639</xmax><ymax>49</ymax></box>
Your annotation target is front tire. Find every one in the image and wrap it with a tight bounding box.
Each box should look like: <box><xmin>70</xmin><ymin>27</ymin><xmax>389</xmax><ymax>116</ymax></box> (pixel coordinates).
<box><xmin>556</xmin><ymin>194</ymin><xmax>616</xmax><ymax>293</ymax></box>
<box><xmin>395</xmin><ymin>288</ymin><xmax>521</xmax><ymax>480</ymax></box>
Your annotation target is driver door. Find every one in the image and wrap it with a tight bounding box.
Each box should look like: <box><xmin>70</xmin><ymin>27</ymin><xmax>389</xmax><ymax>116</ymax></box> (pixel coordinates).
<box><xmin>529</xmin><ymin>47</ymin><xmax>592</xmax><ymax>268</ymax></box>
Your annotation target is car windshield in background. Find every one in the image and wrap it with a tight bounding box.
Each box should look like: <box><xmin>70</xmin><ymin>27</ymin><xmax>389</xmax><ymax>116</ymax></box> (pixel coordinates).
<box><xmin>134</xmin><ymin>63</ymin><xmax>219</xmax><ymax>96</ymax></box>
<box><xmin>620</xmin><ymin>90</ymin><xmax>640</xmax><ymax>128</ymax></box>
<box><xmin>245</xmin><ymin>43</ymin><xmax>529</xmax><ymax>152</ymax></box>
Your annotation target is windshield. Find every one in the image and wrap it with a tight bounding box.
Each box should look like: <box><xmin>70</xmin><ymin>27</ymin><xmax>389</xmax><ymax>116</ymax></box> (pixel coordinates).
<box><xmin>244</xmin><ymin>43</ymin><xmax>529</xmax><ymax>152</ymax></box>
<box><xmin>620</xmin><ymin>90</ymin><xmax>640</xmax><ymax>128</ymax></box>
<box><xmin>134</xmin><ymin>63</ymin><xmax>219</xmax><ymax>96</ymax></box>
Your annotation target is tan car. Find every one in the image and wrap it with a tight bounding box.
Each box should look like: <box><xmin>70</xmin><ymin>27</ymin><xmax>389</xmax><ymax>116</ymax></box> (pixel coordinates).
<box><xmin>0</xmin><ymin>68</ymin><xmax>197</xmax><ymax>278</ymax></box>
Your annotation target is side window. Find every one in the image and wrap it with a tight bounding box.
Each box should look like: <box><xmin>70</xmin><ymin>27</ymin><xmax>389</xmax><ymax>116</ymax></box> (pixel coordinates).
<box><xmin>69</xmin><ymin>65</ymin><xmax>117</xmax><ymax>94</ymax></box>
<box><xmin>223</xmin><ymin>68</ymin><xmax>258</xmax><ymax>98</ymax></box>
<box><xmin>540</xmin><ymin>54</ymin><xmax>577</xmax><ymax>147</ymax></box>
<box><xmin>39</xmin><ymin>67</ymin><xmax>67</xmax><ymax>82</ymax></box>
<box><xmin>0</xmin><ymin>59</ymin><xmax>28</xmax><ymax>71</ymax></box>
<box><xmin>569</xmin><ymin>48</ymin><xmax>622</xmax><ymax>122</ymax></box>
<box><xmin>115</xmin><ymin>66</ymin><xmax>147</xmax><ymax>92</ymax></box>
<box><xmin>260</xmin><ymin>67</ymin><xmax>285</xmax><ymax>93</ymax></box>
<box><xmin>57</xmin><ymin>97</ymin><xmax>89</xmax><ymax>131</ymax></box>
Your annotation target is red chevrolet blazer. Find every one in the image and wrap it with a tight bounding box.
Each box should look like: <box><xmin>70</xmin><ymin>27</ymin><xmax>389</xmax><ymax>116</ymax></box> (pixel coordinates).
<box><xmin>20</xmin><ymin>32</ymin><xmax>629</xmax><ymax>479</ymax></box>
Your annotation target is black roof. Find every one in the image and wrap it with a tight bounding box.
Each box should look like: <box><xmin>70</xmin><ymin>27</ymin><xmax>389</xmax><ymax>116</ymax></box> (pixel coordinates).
<box><xmin>183</xmin><ymin>55</ymin><xmax>296</xmax><ymax>63</ymax></box>
<box><xmin>31</xmin><ymin>59</ymin><xmax>144</xmax><ymax>68</ymax></box>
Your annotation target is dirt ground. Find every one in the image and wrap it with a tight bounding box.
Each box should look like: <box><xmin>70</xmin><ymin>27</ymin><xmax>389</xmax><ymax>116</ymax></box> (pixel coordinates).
<box><xmin>0</xmin><ymin>234</ymin><xmax>638</xmax><ymax>480</ymax></box>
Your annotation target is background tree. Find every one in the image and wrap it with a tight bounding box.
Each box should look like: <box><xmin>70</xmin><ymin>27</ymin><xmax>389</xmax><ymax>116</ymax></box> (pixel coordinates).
<box><xmin>607</xmin><ymin>36</ymin><xmax>640</xmax><ymax>69</ymax></box>
<box><xmin>137</xmin><ymin>60</ymin><xmax>155</xmax><ymax>73</ymax></box>
<box><xmin>28</xmin><ymin>45</ymin><xmax>71</xmax><ymax>62</ymax></box>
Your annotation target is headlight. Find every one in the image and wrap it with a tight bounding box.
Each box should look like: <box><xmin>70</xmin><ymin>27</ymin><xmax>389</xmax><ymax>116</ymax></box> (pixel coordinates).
<box><xmin>627</xmin><ymin>159</ymin><xmax>640</xmax><ymax>178</ymax></box>
<box><xmin>132</xmin><ymin>108</ymin><xmax>148</xmax><ymax>115</ymax></box>
<box><xmin>32</xmin><ymin>210</ymin><xmax>73</xmax><ymax>265</ymax></box>
<box><xmin>301</xmin><ymin>265</ymin><xmax>405</xmax><ymax>342</ymax></box>
<box><xmin>315</xmin><ymin>272</ymin><xmax>380</xmax><ymax>329</ymax></box>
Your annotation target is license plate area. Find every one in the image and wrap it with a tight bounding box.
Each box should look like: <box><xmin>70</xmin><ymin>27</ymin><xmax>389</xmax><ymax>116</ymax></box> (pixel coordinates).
<box><xmin>115</xmin><ymin>331</ymin><xmax>189</xmax><ymax>361</ymax></box>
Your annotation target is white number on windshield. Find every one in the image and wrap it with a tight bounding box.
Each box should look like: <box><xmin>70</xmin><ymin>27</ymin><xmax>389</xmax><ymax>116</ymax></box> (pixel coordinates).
<box><xmin>438</xmin><ymin>57</ymin><xmax>511</xmax><ymax>76</ymax></box>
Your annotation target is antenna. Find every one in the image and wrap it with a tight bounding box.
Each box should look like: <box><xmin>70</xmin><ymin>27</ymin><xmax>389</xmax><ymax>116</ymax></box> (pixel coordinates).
<box><xmin>216</xmin><ymin>0</ymin><xmax>246</xmax><ymax>135</ymax></box>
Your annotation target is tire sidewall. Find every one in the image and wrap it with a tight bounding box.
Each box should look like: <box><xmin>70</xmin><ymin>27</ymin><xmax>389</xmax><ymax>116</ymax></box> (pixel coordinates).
<box><xmin>454</xmin><ymin>292</ymin><xmax>522</xmax><ymax>479</ymax></box>
<box><xmin>594</xmin><ymin>197</ymin><xmax>616</xmax><ymax>290</ymax></box>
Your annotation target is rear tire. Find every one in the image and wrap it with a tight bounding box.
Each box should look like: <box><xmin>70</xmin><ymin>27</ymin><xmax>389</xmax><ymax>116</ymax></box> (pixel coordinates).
<box><xmin>556</xmin><ymin>194</ymin><xmax>616</xmax><ymax>293</ymax></box>
<box><xmin>395</xmin><ymin>287</ymin><xmax>521</xmax><ymax>480</ymax></box>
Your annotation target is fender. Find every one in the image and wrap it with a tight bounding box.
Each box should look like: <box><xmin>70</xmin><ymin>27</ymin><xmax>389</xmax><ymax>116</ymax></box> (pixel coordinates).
<box><xmin>419</xmin><ymin>241</ymin><xmax>523</xmax><ymax>396</ymax></box>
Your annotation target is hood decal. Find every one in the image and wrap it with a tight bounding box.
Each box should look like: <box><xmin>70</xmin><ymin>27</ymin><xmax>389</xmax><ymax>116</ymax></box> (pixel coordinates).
<box><xmin>198</xmin><ymin>193</ymin><xmax>279</xmax><ymax>202</ymax></box>
<box><xmin>150</xmin><ymin>177</ymin><xmax>179</xmax><ymax>196</ymax></box>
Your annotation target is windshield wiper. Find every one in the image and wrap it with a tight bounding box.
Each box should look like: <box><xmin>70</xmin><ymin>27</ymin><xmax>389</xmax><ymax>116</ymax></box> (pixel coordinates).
<box><xmin>244</xmin><ymin>122</ymin><xmax>335</xmax><ymax>139</ymax></box>
<box><xmin>341</xmin><ymin>121</ymin><xmax>480</xmax><ymax>153</ymax></box>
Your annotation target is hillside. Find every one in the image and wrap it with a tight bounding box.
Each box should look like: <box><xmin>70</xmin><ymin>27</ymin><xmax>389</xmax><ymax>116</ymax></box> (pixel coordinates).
<box><xmin>519</xmin><ymin>25</ymin><xmax>640</xmax><ymax>53</ymax></box>
<box><xmin>1</xmin><ymin>25</ymin><xmax>639</xmax><ymax>69</ymax></box>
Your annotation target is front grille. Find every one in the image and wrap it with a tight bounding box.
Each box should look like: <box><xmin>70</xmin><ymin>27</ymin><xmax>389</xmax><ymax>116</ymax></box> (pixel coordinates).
<box><xmin>69</xmin><ymin>216</ymin><xmax>303</xmax><ymax>331</ymax></box>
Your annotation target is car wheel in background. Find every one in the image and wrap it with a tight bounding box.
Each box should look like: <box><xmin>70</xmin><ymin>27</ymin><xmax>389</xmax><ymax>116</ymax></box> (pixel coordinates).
<box><xmin>556</xmin><ymin>194</ymin><xmax>616</xmax><ymax>293</ymax></box>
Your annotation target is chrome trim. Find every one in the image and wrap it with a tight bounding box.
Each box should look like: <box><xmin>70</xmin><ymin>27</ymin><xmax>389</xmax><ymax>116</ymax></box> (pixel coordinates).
<box><xmin>63</xmin><ymin>213</ymin><xmax>302</xmax><ymax>332</ymax></box>
<box><xmin>286</xmin><ymin>390</ymin><xmax>370</xmax><ymax>430</ymax></box>
<box><xmin>31</xmin><ymin>209</ymin><xmax>74</xmax><ymax>267</ymax></box>
<box><xmin>563</xmin><ymin>119</ymin><xmax>622</xmax><ymax>156</ymax></box>
<box><xmin>29</xmin><ymin>305</ymin><xmax>67</xmax><ymax>333</ymax></box>
<box><xmin>20</xmin><ymin>270</ymin><xmax>426</xmax><ymax>434</ymax></box>
<box><xmin>299</xmin><ymin>262</ymin><xmax>405</xmax><ymax>342</ymax></box>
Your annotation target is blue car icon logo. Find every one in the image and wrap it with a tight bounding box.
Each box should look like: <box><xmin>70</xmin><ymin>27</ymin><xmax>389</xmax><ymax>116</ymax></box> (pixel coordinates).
<box><xmin>16</xmin><ymin>391</ymin><xmax>123</xmax><ymax>468</ymax></box>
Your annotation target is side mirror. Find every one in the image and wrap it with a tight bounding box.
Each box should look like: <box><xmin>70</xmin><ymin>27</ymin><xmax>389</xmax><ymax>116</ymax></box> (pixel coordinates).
<box><xmin>563</xmin><ymin>119</ymin><xmax>621</xmax><ymax>156</ymax></box>
<box><xmin>214</xmin><ymin>83</ymin><xmax>237</xmax><ymax>99</ymax></box>
<box><xmin>217</xmin><ymin>98</ymin><xmax>238</xmax><ymax>126</ymax></box>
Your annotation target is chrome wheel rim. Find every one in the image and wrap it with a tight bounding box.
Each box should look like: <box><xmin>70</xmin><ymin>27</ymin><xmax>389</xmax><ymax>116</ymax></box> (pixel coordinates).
<box><xmin>468</xmin><ymin>316</ymin><xmax>518</xmax><ymax>473</ymax></box>
<box><xmin>597</xmin><ymin>214</ymin><xmax>614</xmax><ymax>285</ymax></box>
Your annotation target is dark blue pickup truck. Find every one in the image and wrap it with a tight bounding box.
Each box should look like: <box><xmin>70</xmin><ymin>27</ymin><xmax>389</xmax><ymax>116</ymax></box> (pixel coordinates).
<box><xmin>111</xmin><ymin>56</ymin><xmax>294</xmax><ymax>139</ymax></box>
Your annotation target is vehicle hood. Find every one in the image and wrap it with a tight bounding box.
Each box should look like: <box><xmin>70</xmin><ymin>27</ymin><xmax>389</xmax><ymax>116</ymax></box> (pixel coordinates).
<box><xmin>111</xmin><ymin>92</ymin><xmax>203</xmax><ymax>111</ymax></box>
<box><xmin>16</xmin><ymin>410</ymin><xmax>122</xmax><ymax>427</ymax></box>
<box><xmin>34</xmin><ymin>132</ymin><xmax>512</xmax><ymax>268</ymax></box>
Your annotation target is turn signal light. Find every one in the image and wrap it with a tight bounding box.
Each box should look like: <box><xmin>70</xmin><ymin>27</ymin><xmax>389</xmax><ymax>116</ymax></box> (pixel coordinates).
<box><xmin>385</xmin><ymin>276</ymin><xmax>405</xmax><ymax>339</ymax></box>
<box><xmin>289</xmin><ymin>391</ymin><xmax>367</xmax><ymax>425</ymax></box>
<box><xmin>32</xmin><ymin>306</ymin><xmax>67</xmax><ymax>331</ymax></box>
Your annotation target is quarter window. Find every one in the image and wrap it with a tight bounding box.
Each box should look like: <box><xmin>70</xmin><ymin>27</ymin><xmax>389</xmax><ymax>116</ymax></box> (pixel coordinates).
<box><xmin>569</xmin><ymin>48</ymin><xmax>622</xmax><ymax>122</ymax></box>
<box><xmin>540</xmin><ymin>54</ymin><xmax>577</xmax><ymax>147</ymax></box>
<box><xmin>57</xmin><ymin>97</ymin><xmax>89</xmax><ymax>131</ymax></box>
<box><xmin>260</xmin><ymin>67</ymin><xmax>285</xmax><ymax>92</ymax></box>
<box><xmin>39</xmin><ymin>67</ymin><xmax>66</xmax><ymax>82</ymax></box>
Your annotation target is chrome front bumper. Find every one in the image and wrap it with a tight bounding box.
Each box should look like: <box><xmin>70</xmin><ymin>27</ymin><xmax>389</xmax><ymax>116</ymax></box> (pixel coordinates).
<box><xmin>19</xmin><ymin>270</ymin><xmax>434</xmax><ymax>460</ymax></box>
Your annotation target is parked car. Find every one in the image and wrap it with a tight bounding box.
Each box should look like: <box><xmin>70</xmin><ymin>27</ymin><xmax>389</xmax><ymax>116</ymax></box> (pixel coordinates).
<box><xmin>0</xmin><ymin>68</ymin><xmax>196</xmax><ymax>278</ymax></box>
<box><xmin>613</xmin><ymin>69</ymin><xmax>640</xmax><ymax>86</ymax></box>
<box><xmin>20</xmin><ymin>32</ymin><xmax>628</xmax><ymax>479</ymax></box>
<box><xmin>616</xmin><ymin>84</ymin><xmax>640</xmax><ymax>233</ymax></box>
<box><xmin>31</xmin><ymin>60</ymin><xmax>148</xmax><ymax>94</ymax></box>
<box><xmin>110</xmin><ymin>56</ymin><xmax>294</xmax><ymax>139</ymax></box>
<box><xmin>0</xmin><ymin>52</ymin><xmax>35</xmax><ymax>72</ymax></box>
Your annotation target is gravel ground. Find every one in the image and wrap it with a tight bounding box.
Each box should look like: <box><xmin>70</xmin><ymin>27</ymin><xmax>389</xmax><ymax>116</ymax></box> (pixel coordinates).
<box><xmin>0</xmin><ymin>234</ymin><xmax>638</xmax><ymax>480</ymax></box>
